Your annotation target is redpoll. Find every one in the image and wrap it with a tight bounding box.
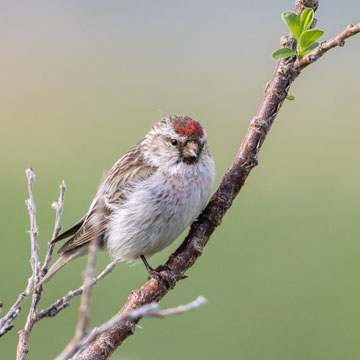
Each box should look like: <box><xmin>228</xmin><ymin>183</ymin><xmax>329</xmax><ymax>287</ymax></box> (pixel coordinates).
<box><xmin>43</xmin><ymin>115</ymin><xmax>215</xmax><ymax>283</ymax></box>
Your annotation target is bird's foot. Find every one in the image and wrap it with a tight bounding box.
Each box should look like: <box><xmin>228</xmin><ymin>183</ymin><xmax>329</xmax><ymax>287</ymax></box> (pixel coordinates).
<box><xmin>140</xmin><ymin>255</ymin><xmax>176</xmax><ymax>289</ymax></box>
<box><xmin>148</xmin><ymin>265</ymin><xmax>176</xmax><ymax>289</ymax></box>
<box><xmin>154</xmin><ymin>264</ymin><xmax>172</xmax><ymax>273</ymax></box>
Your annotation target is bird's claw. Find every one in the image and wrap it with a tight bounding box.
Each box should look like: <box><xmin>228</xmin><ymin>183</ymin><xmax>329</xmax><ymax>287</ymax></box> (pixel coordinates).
<box><xmin>147</xmin><ymin>266</ymin><xmax>176</xmax><ymax>289</ymax></box>
<box><xmin>154</xmin><ymin>264</ymin><xmax>172</xmax><ymax>273</ymax></box>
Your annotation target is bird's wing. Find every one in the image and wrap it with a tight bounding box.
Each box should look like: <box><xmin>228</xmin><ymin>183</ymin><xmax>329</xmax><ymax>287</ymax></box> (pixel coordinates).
<box><xmin>50</xmin><ymin>215</ymin><xmax>86</xmax><ymax>244</ymax></box>
<box><xmin>53</xmin><ymin>144</ymin><xmax>157</xmax><ymax>254</ymax></box>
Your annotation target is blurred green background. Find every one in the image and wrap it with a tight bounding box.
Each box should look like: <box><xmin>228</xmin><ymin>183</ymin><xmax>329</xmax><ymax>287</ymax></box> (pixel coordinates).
<box><xmin>1</xmin><ymin>1</ymin><xmax>360</xmax><ymax>359</ymax></box>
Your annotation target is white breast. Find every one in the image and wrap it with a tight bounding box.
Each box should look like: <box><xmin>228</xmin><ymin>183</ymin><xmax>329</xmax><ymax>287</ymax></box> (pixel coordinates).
<box><xmin>106</xmin><ymin>156</ymin><xmax>215</xmax><ymax>261</ymax></box>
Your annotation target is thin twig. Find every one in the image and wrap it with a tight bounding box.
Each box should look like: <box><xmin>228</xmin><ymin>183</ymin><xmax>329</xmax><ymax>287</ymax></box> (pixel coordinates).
<box><xmin>42</xmin><ymin>181</ymin><xmax>66</xmax><ymax>276</ymax></box>
<box><xmin>0</xmin><ymin>179</ymin><xmax>66</xmax><ymax>338</ymax></box>
<box><xmin>133</xmin><ymin>295</ymin><xmax>207</xmax><ymax>319</ymax></box>
<box><xmin>16</xmin><ymin>169</ymin><xmax>41</xmax><ymax>360</ymax></box>
<box><xmin>0</xmin><ymin>277</ymin><xmax>35</xmax><ymax>337</ymax></box>
<box><xmin>296</xmin><ymin>23</ymin><xmax>360</xmax><ymax>69</ymax></box>
<box><xmin>0</xmin><ymin>305</ymin><xmax>22</xmax><ymax>337</ymax></box>
<box><xmin>25</xmin><ymin>169</ymin><xmax>40</xmax><ymax>283</ymax></box>
<box><xmin>60</xmin><ymin>297</ymin><xmax>206</xmax><ymax>360</ymax></box>
<box><xmin>15</xmin><ymin>172</ymin><xmax>66</xmax><ymax>359</ymax></box>
<box><xmin>36</xmin><ymin>260</ymin><xmax>120</xmax><ymax>321</ymax></box>
<box><xmin>76</xmin><ymin>237</ymin><xmax>98</xmax><ymax>338</ymax></box>
<box><xmin>57</xmin><ymin>203</ymin><xmax>103</xmax><ymax>360</ymax></box>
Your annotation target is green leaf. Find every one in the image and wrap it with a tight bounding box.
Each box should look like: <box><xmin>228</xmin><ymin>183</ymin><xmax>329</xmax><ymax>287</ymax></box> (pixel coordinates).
<box><xmin>282</xmin><ymin>11</ymin><xmax>301</xmax><ymax>39</ymax></box>
<box><xmin>286</xmin><ymin>94</ymin><xmax>295</xmax><ymax>100</ymax></box>
<box><xmin>299</xmin><ymin>29</ymin><xmax>324</xmax><ymax>52</ymax></box>
<box><xmin>302</xmin><ymin>41</ymin><xmax>319</xmax><ymax>55</ymax></box>
<box><xmin>272</xmin><ymin>48</ymin><xmax>297</xmax><ymax>59</ymax></box>
<box><xmin>300</xmin><ymin>8</ymin><xmax>314</xmax><ymax>32</ymax></box>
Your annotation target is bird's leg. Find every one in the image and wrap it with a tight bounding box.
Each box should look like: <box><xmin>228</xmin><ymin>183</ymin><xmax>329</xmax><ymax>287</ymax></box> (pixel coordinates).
<box><xmin>140</xmin><ymin>255</ymin><xmax>172</xmax><ymax>274</ymax></box>
<box><xmin>140</xmin><ymin>255</ymin><xmax>175</xmax><ymax>288</ymax></box>
<box><xmin>140</xmin><ymin>255</ymin><xmax>155</xmax><ymax>273</ymax></box>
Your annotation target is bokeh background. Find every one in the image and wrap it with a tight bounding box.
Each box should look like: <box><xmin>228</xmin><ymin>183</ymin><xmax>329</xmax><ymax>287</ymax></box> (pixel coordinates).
<box><xmin>1</xmin><ymin>1</ymin><xmax>360</xmax><ymax>359</ymax></box>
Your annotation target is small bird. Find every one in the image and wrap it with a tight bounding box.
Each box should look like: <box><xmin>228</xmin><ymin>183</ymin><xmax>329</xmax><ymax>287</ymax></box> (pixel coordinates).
<box><xmin>42</xmin><ymin>115</ymin><xmax>215</xmax><ymax>283</ymax></box>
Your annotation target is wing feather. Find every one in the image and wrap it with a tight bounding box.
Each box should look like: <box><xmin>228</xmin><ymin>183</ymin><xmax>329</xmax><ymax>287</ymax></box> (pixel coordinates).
<box><xmin>54</xmin><ymin>144</ymin><xmax>156</xmax><ymax>254</ymax></box>
<box><xmin>50</xmin><ymin>215</ymin><xmax>86</xmax><ymax>244</ymax></box>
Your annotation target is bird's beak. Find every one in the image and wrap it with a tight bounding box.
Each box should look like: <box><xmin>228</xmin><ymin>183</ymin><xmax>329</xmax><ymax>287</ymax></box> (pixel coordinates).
<box><xmin>182</xmin><ymin>141</ymin><xmax>199</xmax><ymax>159</ymax></box>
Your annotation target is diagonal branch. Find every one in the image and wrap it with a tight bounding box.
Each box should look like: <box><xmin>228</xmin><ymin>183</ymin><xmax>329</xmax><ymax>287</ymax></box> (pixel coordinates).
<box><xmin>74</xmin><ymin>1</ymin><xmax>360</xmax><ymax>359</ymax></box>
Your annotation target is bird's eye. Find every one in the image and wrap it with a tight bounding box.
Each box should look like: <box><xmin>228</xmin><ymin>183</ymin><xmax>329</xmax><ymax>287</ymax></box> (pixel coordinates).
<box><xmin>170</xmin><ymin>138</ymin><xmax>178</xmax><ymax>146</ymax></box>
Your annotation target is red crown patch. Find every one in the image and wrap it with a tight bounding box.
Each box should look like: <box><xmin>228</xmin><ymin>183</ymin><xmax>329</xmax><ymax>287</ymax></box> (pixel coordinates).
<box><xmin>173</xmin><ymin>117</ymin><xmax>203</xmax><ymax>137</ymax></box>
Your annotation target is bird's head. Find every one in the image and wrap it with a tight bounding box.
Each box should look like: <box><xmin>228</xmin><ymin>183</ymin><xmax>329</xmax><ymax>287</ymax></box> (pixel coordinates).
<box><xmin>143</xmin><ymin>115</ymin><xmax>209</xmax><ymax>169</ymax></box>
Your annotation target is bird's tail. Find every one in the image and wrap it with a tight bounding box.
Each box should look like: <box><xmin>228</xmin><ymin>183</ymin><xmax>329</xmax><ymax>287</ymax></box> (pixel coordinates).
<box><xmin>34</xmin><ymin>248</ymin><xmax>85</xmax><ymax>290</ymax></box>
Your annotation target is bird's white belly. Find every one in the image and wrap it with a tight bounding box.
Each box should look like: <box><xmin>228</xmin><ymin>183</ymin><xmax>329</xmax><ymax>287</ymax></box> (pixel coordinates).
<box><xmin>106</xmin><ymin>166</ymin><xmax>213</xmax><ymax>261</ymax></box>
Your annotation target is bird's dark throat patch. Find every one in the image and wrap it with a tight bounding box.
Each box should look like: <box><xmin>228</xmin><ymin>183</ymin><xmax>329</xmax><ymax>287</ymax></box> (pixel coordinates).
<box><xmin>182</xmin><ymin>156</ymin><xmax>198</xmax><ymax>165</ymax></box>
